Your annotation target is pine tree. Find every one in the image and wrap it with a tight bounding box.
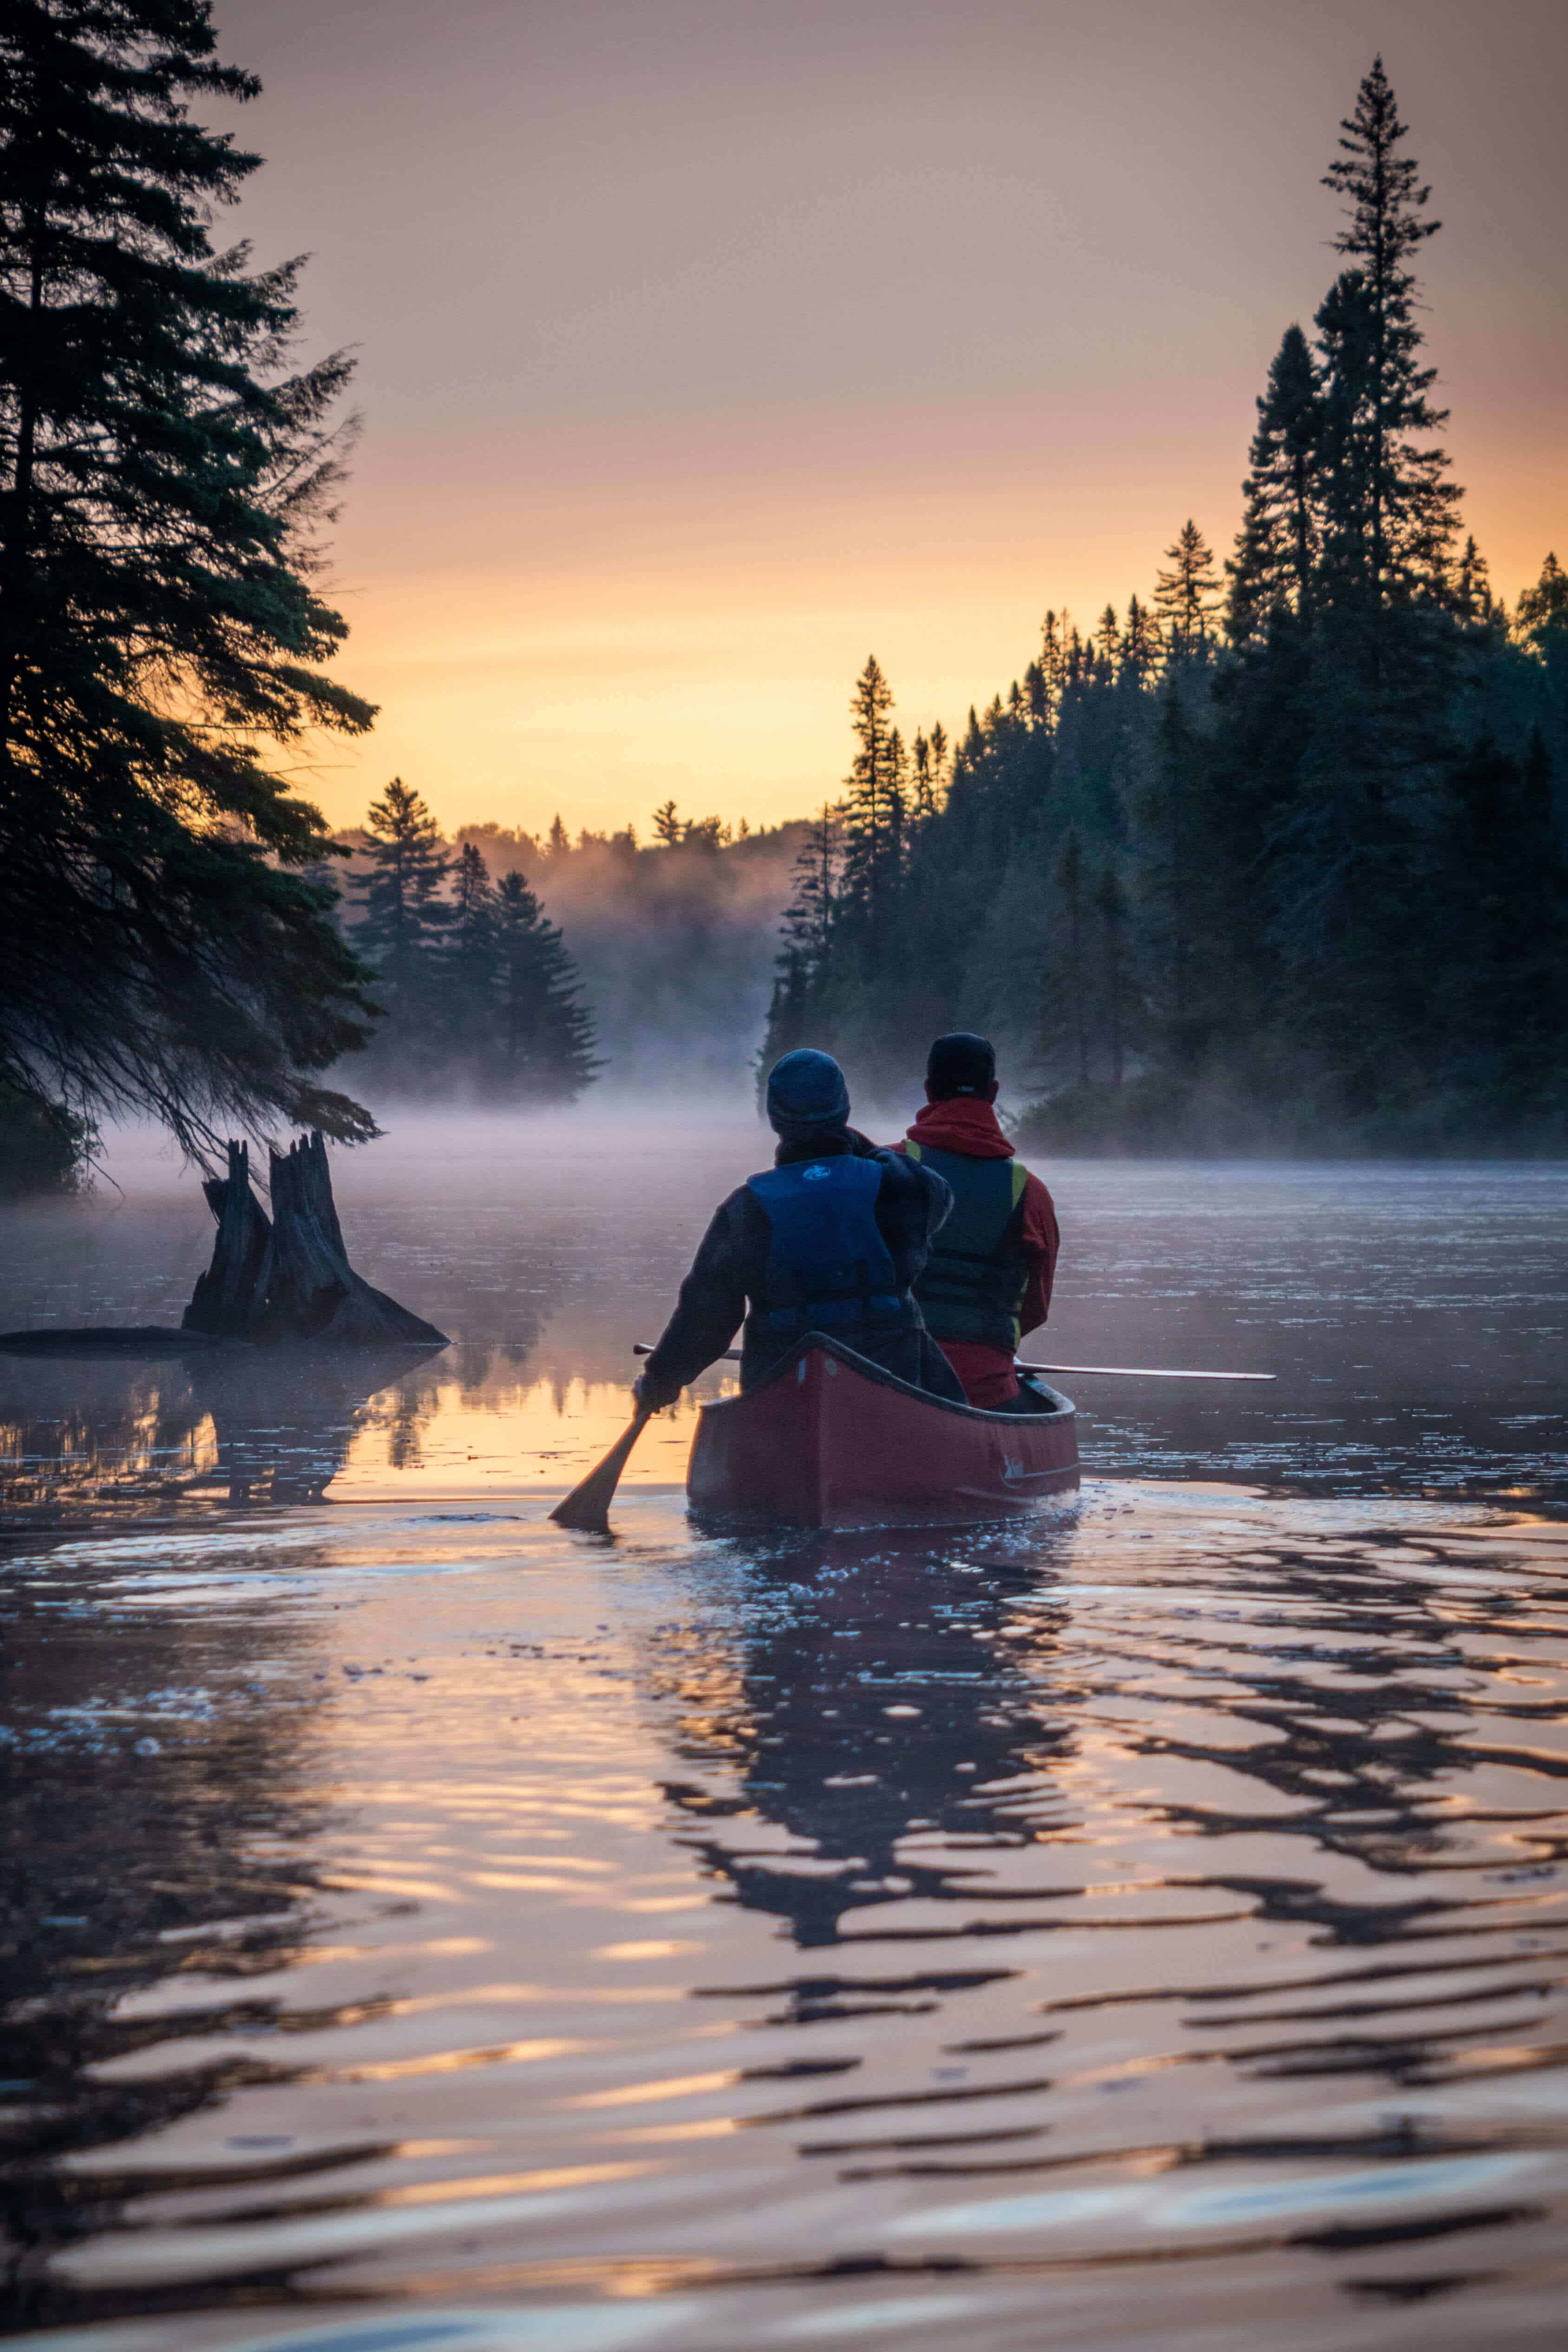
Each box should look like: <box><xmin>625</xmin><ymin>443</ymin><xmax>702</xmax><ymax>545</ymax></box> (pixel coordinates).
<box><xmin>652</xmin><ymin>799</ymin><xmax>682</xmax><ymax>846</ymax></box>
<box><xmin>1454</xmin><ymin>535</ymin><xmax>1492</xmax><ymax>624</ymax></box>
<box><xmin>1226</xmin><ymin>324</ymin><xmax>1321</xmax><ymax>643</ymax></box>
<box><xmin>1317</xmin><ymin>58</ymin><xmax>1462</xmax><ymax>624</ymax></box>
<box><xmin>911</xmin><ymin>731</ymin><xmax>938</xmax><ymax>817</ymax></box>
<box><xmin>838</xmin><ymin>655</ymin><xmax>901</xmax><ymax>954</ymax></box>
<box><xmin>1038</xmin><ymin>611</ymin><xmax>1067</xmax><ymax>715</ymax></box>
<box><xmin>760</xmin><ymin>805</ymin><xmax>841</xmax><ymax>1069</ymax></box>
<box><xmin>1121</xmin><ymin>594</ymin><xmax>1164</xmax><ymax>686</ymax></box>
<box><xmin>350</xmin><ymin>780</ymin><xmax>451</xmax><ymax>1059</ymax></box>
<box><xmin>1154</xmin><ymin>522</ymin><xmax>1222</xmax><ymax>657</ymax></box>
<box><xmin>443</xmin><ymin>841</ymin><xmax>498</xmax><ymax>1054</ymax></box>
<box><xmin>492</xmin><ymin>870</ymin><xmax>600</xmax><ymax>1101</ymax></box>
<box><xmin>0</xmin><ymin>0</ymin><xmax>379</xmax><ymax>1154</ymax></box>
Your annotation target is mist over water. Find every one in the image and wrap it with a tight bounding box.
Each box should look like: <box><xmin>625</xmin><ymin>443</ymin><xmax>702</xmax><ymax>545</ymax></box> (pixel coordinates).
<box><xmin>3</xmin><ymin>1118</ymin><xmax>1567</xmax><ymax>2349</ymax></box>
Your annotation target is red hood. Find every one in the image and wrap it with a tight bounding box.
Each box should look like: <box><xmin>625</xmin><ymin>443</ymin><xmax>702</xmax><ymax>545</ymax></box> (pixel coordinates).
<box><xmin>904</xmin><ymin>1097</ymin><xmax>1015</xmax><ymax>1159</ymax></box>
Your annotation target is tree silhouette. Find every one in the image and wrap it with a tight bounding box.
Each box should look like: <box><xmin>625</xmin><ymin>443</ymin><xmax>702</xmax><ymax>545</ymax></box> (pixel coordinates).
<box><xmin>0</xmin><ymin>0</ymin><xmax>379</xmax><ymax>1155</ymax></box>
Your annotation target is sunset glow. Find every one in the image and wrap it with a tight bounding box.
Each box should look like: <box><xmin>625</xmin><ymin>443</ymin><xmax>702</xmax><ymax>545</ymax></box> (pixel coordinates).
<box><xmin>219</xmin><ymin>0</ymin><xmax>1567</xmax><ymax>837</ymax></box>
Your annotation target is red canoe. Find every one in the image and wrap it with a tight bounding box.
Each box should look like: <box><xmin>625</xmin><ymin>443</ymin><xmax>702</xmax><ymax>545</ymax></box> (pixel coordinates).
<box><xmin>686</xmin><ymin>1335</ymin><xmax>1079</xmax><ymax>1529</ymax></box>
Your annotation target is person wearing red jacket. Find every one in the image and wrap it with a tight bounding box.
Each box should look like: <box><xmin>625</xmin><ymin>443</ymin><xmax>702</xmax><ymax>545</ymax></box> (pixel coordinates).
<box><xmin>892</xmin><ymin>1032</ymin><xmax>1059</xmax><ymax>1410</ymax></box>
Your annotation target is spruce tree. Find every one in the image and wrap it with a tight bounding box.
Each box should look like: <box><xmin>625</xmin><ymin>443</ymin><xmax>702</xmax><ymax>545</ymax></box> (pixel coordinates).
<box><xmin>350</xmin><ymin>780</ymin><xmax>451</xmax><ymax>1063</ymax></box>
<box><xmin>1121</xmin><ymin>595</ymin><xmax>1164</xmax><ymax>685</ymax></box>
<box><xmin>838</xmin><ymin>655</ymin><xmax>901</xmax><ymax>956</ymax></box>
<box><xmin>1453</xmin><ymin>536</ymin><xmax>1492</xmax><ymax>624</ymax></box>
<box><xmin>1154</xmin><ymin>522</ymin><xmax>1221</xmax><ymax>658</ymax></box>
<box><xmin>492</xmin><ymin>870</ymin><xmax>600</xmax><ymax>1101</ymax></box>
<box><xmin>1320</xmin><ymin>57</ymin><xmax>1461</xmax><ymax>621</ymax></box>
<box><xmin>759</xmin><ymin>804</ymin><xmax>840</xmax><ymax>1069</ymax></box>
<box><xmin>1226</xmin><ymin>324</ymin><xmax>1321</xmax><ymax>643</ymax></box>
<box><xmin>443</xmin><ymin>841</ymin><xmax>499</xmax><ymax>1053</ymax></box>
<box><xmin>0</xmin><ymin>0</ymin><xmax>378</xmax><ymax>1154</ymax></box>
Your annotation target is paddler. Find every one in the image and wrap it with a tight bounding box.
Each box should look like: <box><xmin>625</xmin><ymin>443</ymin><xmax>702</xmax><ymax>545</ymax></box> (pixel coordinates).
<box><xmin>894</xmin><ymin>1032</ymin><xmax>1060</xmax><ymax>1411</ymax></box>
<box><xmin>634</xmin><ymin>1047</ymin><xmax>967</xmax><ymax>1409</ymax></box>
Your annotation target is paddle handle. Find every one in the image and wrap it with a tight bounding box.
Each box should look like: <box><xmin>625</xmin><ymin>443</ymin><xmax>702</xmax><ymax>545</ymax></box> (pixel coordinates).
<box><xmin>631</xmin><ymin>1343</ymin><xmax>1271</xmax><ymax>1382</ymax></box>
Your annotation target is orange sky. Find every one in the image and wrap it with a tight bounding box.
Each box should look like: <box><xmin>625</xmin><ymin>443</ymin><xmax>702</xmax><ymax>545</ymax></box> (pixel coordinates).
<box><xmin>222</xmin><ymin>0</ymin><xmax>1567</xmax><ymax>839</ymax></box>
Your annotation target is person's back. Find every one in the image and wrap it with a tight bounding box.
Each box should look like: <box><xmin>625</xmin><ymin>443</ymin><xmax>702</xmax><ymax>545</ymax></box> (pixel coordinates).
<box><xmin>895</xmin><ymin>1032</ymin><xmax>1059</xmax><ymax>1410</ymax></box>
<box><xmin>635</xmin><ymin>1049</ymin><xmax>966</xmax><ymax>1411</ymax></box>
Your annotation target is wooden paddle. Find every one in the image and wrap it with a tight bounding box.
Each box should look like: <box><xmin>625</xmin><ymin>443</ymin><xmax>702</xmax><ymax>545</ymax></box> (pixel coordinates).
<box><xmin>549</xmin><ymin>1408</ymin><xmax>653</xmax><ymax>1532</ymax></box>
<box><xmin>631</xmin><ymin>1344</ymin><xmax>1272</xmax><ymax>1381</ymax></box>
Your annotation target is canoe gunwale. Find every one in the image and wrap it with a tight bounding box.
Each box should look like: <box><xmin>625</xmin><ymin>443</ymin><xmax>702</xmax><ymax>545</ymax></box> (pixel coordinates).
<box><xmin>695</xmin><ymin>1331</ymin><xmax>1076</xmax><ymax>1426</ymax></box>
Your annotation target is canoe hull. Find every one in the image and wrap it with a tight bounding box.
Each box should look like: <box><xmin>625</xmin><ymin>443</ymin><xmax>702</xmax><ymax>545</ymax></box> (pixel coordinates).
<box><xmin>687</xmin><ymin>1336</ymin><xmax>1078</xmax><ymax>1530</ymax></box>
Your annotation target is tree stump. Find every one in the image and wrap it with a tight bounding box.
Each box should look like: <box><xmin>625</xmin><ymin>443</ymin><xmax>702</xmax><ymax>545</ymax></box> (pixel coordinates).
<box><xmin>181</xmin><ymin>1131</ymin><xmax>446</xmax><ymax>1347</ymax></box>
<box><xmin>255</xmin><ymin>1132</ymin><xmax>447</xmax><ymax>1346</ymax></box>
<box><xmin>181</xmin><ymin>1141</ymin><xmax>273</xmax><ymax>1337</ymax></box>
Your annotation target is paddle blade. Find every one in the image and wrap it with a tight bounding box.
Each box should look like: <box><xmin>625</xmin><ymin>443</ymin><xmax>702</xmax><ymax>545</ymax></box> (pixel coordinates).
<box><xmin>549</xmin><ymin>1410</ymin><xmax>653</xmax><ymax>1532</ymax></box>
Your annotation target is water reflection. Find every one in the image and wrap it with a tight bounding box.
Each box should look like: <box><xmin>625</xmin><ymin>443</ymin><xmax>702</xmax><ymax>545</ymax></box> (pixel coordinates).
<box><xmin>0</xmin><ymin>1332</ymin><xmax>576</xmax><ymax>1528</ymax></box>
<box><xmin>657</xmin><ymin>1538</ymin><xmax>1079</xmax><ymax>1955</ymax></box>
<box><xmin>0</xmin><ymin>1347</ymin><xmax>441</xmax><ymax>1523</ymax></box>
<box><xmin>2</xmin><ymin>1495</ymin><xmax>1568</xmax><ymax>2344</ymax></box>
<box><xmin>0</xmin><ymin>1557</ymin><xmax>331</xmax><ymax>2333</ymax></box>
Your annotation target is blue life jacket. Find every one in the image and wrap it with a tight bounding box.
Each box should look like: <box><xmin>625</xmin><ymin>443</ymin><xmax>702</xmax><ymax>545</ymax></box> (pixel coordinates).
<box><xmin>746</xmin><ymin>1156</ymin><xmax>916</xmax><ymax>1341</ymax></box>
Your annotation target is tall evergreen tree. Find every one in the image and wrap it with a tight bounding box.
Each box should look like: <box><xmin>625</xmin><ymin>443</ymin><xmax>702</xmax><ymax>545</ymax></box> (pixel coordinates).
<box><xmin>443</xmin><ymin>840</ymin><xmax>498</xmax><ymax>1048</ymax></box>
<box><xmin>1319</xmin><ymin>56</ymin><xmax>1461</xmax><ymax>623</ymax></box>
<box><xmin>760</xmin><ymin>804</ymin><xmax>840</xmax><ymax>1069</ymax></box>
<box><xmin>0</xmin><ymin>0</ymin><xmax>378</xmax><ymax>1155</ymax></box>
<box><xmin>838</xmin><ymin>656</ymin><xmax>902</xmax><ymax>955</ymax></box>
<box><xmin>350</xmin><ymin>779</ymin><xmax>451</xmax><ymax>1058</ymax></box>
<box><xmin>1226</xmin><ymin>323</ymin><xmax>1321</xmax><ymax>643</ymax></box>
<box><xmin>493</xmin><ymin>869</ymin><xmax>600</xmax><ymax>1100</ymax></box>
<box><xmin>1121</xmin><ymin>595</ymin><xmax>1164</xmax><ymax>685</ymax></box>
<box><xmin>1154</xmin><ymin>522</ymin><xmax>1221</xmax><ymax>657</ymax></box>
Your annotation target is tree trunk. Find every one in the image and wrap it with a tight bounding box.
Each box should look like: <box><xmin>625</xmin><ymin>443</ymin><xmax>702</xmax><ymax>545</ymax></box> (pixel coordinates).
<box><xmin>182</xmin><ymin>1141</ymin><xmax>274</xmax><ymax>1337</ymax></box>
<box><xmin>255</xmin><ymin>1131</ymin><xmax>446</xmax><ymax>1346</ymax></box>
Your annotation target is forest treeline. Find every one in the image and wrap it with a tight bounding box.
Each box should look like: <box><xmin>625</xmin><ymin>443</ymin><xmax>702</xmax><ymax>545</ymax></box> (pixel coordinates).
<box><xmin>765</xmin><ymin>60</ymin><xmax>1568</xmax><ymax>1152</ymax></box>
<box><xmin>332</xmin><ymin>793</ymin><xmax>804</xmax><ymax>1097</ymax></box>
<box><xmin>2</xmin><ymin>14</ymin><xmax>1562</xmax><ymax>1196</ymax></box>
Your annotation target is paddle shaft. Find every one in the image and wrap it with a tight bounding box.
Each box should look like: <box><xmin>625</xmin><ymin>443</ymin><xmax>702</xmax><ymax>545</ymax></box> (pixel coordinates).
<box><xmin>549</xmin><ymin>1408</ymin><xmax>653</xmax><ymax>1532</ymax></box>
<box><xmin>631</xmin><ymin>1344</ymin><xmax>1272</xmax><ymax>1382</ymax></box>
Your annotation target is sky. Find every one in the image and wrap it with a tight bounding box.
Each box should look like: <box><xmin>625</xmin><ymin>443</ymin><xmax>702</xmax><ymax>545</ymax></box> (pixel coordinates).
<box><xmin>216</xmin><ymin>0</ymin><xmax>1568</xmax><ymax>839</ymax></box>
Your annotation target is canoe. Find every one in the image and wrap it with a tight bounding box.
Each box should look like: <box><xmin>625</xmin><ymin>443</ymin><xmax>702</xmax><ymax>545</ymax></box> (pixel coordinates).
<box><xmin>687</xmin><ymin>1334</ymin><xmax>1078</xmax><ymax>1530</ymax></box>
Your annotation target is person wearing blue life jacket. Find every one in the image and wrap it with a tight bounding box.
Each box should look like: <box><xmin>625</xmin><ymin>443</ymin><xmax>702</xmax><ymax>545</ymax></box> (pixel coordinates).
<box><xmin>634</xmin><ymin>1049</ymin><xmax>967</xmax><ymax>1409</ymax></box>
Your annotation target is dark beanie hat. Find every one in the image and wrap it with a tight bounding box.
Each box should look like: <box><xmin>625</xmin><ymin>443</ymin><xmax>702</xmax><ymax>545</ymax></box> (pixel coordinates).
<box><xmin>765</xmin><ymin>1047</ymin><xmax>851</xmax><ymax>1133</ymax></box>
<box><xmin>927</xmin><ymin>1031</ymin><xmax>996</xmax><ymax>1098</ymax></box>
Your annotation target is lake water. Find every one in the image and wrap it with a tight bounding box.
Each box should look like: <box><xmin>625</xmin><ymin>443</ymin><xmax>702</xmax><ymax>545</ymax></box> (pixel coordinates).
<box><xmin>3</xmin><ymin>1116</ymin><xmax>1567</xmax><ymax>2352</ymax></box>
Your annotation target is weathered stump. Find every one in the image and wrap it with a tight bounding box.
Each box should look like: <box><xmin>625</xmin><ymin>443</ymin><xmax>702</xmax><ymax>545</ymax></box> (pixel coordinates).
<box><xmin>179</xmin><ymin>1130</ymin><xmax>446</xmax><ymax>1348</ymax></box>
<box><xmin>255</xmin><ymin>1132</ymin><xmax>447</xmax><ymax>1346</ymax></box>
<box><xmin>182</xmin><ymin>1141</ymin><xmax>273</xmax><ymax>1338</ymax></box>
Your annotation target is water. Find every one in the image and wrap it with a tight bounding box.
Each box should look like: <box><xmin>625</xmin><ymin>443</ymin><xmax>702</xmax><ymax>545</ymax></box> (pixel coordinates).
<box><xmin>3</xmin><ymin>1117</ymin><xmax>1567</xmax><ymax>2350</ymax></box>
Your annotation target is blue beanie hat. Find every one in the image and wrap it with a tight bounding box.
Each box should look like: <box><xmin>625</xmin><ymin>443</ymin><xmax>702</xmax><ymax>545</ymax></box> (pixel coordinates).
<box><xmin>765</xmin><ymin>1047</ymin><xmax>850</xmax><ymax>1134</ymax></box>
